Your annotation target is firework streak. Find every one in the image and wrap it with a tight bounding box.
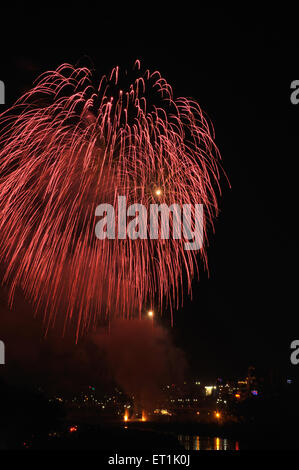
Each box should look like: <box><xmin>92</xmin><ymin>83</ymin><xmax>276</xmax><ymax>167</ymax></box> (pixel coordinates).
<box><xmin>0</xmin><ymin>61</ymin><xmax>222</xmax><ymax>339</ymax></box>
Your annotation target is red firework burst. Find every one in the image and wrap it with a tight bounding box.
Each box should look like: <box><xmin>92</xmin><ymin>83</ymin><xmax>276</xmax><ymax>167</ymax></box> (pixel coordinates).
<box><xmin>0</xmin><ymin>61</ymin><xmax>223</xmax><ymax>339</ymax></box>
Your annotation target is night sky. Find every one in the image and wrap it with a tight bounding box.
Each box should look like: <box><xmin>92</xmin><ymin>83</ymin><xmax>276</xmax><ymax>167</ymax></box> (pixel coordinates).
<box><xmin>0</xmin><ymin>7</ymin><xmax>297</xmax><ymax>385</ymax></box>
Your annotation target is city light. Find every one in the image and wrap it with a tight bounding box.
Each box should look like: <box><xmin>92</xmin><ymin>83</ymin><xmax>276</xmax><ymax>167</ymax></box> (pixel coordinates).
<box><xmin>154</xmin><ymin>409</ymin><xmax>172</xmax><ymax>416</ymax></box>
<box><xmin>205</xmin><ymin>385</ymin><xmax>216</xmax><ymax>396</ymax></box>
<box><xmin>148</xmin><ymin>310</ymin><xmax>154</xmax><ymax>317</ymax></box>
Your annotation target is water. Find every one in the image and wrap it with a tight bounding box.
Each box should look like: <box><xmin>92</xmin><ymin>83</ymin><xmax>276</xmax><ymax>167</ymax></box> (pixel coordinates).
<box><xmin>177</xmin><ymin>434</ymin><xmax>239</xmax><ymax>451</ymax></box>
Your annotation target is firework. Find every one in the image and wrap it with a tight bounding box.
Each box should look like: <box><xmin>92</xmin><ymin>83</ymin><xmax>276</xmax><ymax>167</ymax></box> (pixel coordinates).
<box><xmin>0</xmin><ymin>61</ymin><xmax>222</xmax><ymax>339</ymax></box>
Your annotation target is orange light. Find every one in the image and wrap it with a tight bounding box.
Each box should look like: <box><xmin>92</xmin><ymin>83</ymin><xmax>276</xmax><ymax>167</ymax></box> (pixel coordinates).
<box><xmin>215</xmin><ymin>412</ymin><xmax>221</xmax><ymax>419</ymax></box>
<box><xmin>155</xmin><ymin>189</ymin><xmax>162</xmax><ymax>196</ymax></box>
<box><xmin>69</xmin><ymin>425</ymin><xmax>78</xmax><ymax>433</ymax></box>
<box><xmin>124</xmin><ymin>411</ymin><xmax>129</xmax><ymax>422</ymax></box>
<box><xmin>148</xmin><ymin>310</ymin><xmax>154</xmax><ymax>317</ymax></box>
<box><xmin>141</xmin><ymin>410</ymin><xmax>147</xmax><ymax>422</ymax></box>
<box><xmin>235</xmin><ymin>393</ymin><xmax>240</xmax><ymax>399</ymax></box>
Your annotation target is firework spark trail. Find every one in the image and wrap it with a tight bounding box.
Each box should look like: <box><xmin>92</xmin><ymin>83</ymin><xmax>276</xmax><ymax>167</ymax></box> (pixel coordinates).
<box><xmin>0</xmin><ymin>61</ymin><xmax>222</xmax><ymax>339</ymax></box>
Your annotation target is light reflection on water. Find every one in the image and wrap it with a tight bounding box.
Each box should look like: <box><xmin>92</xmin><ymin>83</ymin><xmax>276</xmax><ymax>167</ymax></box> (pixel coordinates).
<box><xmin>177</xmin><ymin>435</ymin><xmax>239</xmax><ymax>451</ymax></box>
